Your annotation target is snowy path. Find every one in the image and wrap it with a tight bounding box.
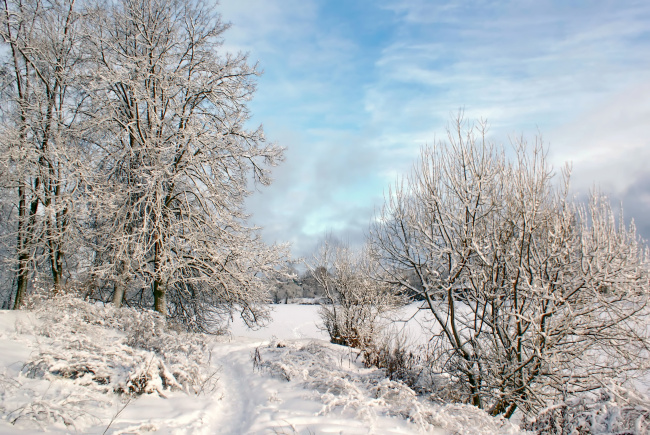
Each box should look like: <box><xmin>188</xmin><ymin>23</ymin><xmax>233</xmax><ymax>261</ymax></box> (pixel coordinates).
<box><xmin>211</xmin><ymin>339</ymin><xmax>270</xmax><ymax>434</ymax></box>
<box><xmin>208</xmin><ymin>337</ymin><xmax>360</xmax><ymax>434</ymax></box>
<box><xmin>208</xmin><ymin>337</ymin><xmax>414</xmax><ymax>435</ymax></box>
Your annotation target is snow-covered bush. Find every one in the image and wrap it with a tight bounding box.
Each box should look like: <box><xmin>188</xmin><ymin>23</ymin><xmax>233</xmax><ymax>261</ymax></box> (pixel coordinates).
<box><xmin>360</xmin><ymin>330</ymin><xmax>473</xmax><ymax>406</ymax></box>
<box><xmin>306</xmin><ymin>242</ymin><xmax>403</xmax><ymax>349</ymax></box>
<box><xmin>525</xmin><ymin>384</ymin><xmax>650</xmax><ymax>435</ymax></box>
<box><xmin>0</xmin><ymin>292</ymin><xmax>223</xmax><ymax>432</ymax></box>
<box><xmin>360</xmin><ymin>332</ymin><xmax>421</xmax><ymax>388</ymax></box>
<box><xmin>253</xmin><ymin>340</ymin><xmax>524</xmax><ymax>434</ymax></box>
<box><xmin>21</xmin><ymin>293</ymin><xmax>218</xmax><ymax>397</ymax></box>
<box><xmin>370</xmin><ymin>116</ymin><xmax>650</xmax><ymax>417</ymax></box>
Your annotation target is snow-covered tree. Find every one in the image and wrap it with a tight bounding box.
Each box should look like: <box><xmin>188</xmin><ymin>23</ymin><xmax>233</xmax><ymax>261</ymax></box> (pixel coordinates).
<box><xmin>0</xmin><ymin>0</ymin><xmax>89</xmax><ymax>307</ymax></box>
<box><xmin>270</xmin><ymin>265</ymin><xmax>302</xmax><ymax>304</ymax></box>
<box><xmin>0</xmin><ymin>0</ymin><xmax>288</xmax><ymax>330</ymax></box>
<box><xmin>83</xmin><ymin>0</ymin><xmax>287</xmax><ymax>329</ymax></box>
<box><xmin>369</xmin><ymin>116</ymin><xmax>650</xmax><ymax>417</ymax></box>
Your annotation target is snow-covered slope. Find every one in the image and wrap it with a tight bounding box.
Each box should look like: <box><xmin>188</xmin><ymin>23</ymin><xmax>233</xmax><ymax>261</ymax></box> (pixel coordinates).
<box><xmin>0</xmin><ymin>298</ymin><xmax>526</xmax><ymax>434</ymax></box>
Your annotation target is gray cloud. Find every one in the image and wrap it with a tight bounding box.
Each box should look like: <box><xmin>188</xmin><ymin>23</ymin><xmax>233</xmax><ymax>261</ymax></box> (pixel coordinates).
<box><xmin>621</xmin><ymin>176</ymin><xmax>650</xmax><ymax>242</ymax></box>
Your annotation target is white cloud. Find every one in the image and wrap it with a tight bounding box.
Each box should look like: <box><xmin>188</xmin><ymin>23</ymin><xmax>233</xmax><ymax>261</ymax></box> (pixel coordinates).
<box><xmin>224</xmin><ymin>0</ymin><xmax>650</xmax><ymax>255</ymax></box>
<box><xmin>218</xmin><ymin>0</ymin><xmax>318</xmax><ymax>55</ymax></box>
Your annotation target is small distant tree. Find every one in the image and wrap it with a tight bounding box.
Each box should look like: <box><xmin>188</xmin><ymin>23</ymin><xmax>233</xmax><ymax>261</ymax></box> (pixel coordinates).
<box><xmin>269</xmin><ymin>266</ymin><xmax>301</xmax><ymax>303</ymax></box>
<box><xmin>307</xmin><ymin>242</ymin><xmax>403</xmax><ymax>348</ymax></box>
<box><xmin>370</xmin><ymin>116</ymin><xmax>650</xmax><ymax>417</ymax></box>
<box><xmin>270</xmin><ymin>281</ymin><xmax>301</xmax><ymax>304</ymax></box>
<box><xmin>299</xmin><ymin>268</ymin><xmax>325</xmax><ymax>298</ymax></box>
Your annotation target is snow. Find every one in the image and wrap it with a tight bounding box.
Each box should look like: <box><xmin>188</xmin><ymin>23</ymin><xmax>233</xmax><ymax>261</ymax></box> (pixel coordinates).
<box><xmin>229</xmin><ymin>303</ymin><xmax>436</xmax><ymax>347</ymax></box>
<box><xmin>0</xmin><ymin>298</ymin><xmax>527</xmax><ymax>434</ymax></box>
<box><xmin>228</xmin><ymin>304</ymin><xmax>329</xmax><ymax>341</ymax></box>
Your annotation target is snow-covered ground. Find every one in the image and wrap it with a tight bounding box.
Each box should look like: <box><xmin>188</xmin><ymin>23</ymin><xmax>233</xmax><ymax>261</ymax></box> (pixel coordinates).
<box><xmin>0</xmin><ymin>299</ymin><xmax>526</xmax><ymax>434</ymax></box>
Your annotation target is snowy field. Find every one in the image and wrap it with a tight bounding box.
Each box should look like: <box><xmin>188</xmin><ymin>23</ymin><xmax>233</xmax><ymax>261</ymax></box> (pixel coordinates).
<box><xmin>0</xmin><ymin>299</ymin><xmax>531</xmax><ymax>434</ymax></box>
<box><xmin>228</xmin><ymin>303</ymin><xmax>434</xmax><ymax>346</ymax></box>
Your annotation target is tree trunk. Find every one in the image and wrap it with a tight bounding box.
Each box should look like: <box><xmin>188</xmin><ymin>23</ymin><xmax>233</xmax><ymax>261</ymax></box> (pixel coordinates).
<box><xmin>113</xmin><ymin>280</ymin><xmax>125</xmax><ymax>308</ymax></box>
<box><xmin>14</xmin><ymin>181</ymin><xmax>39</xmax><ymax>309</ymax></box>
<box><xmin>48</xmin><ymin>240</ymin><xmax>63</xmax><ymax>292</ymax></box>
<box><xmin>13</xmin><ymin>253</ymin><xmax>29</xmax><ymax>309</ymax></box>
<box><xmin>13</xmin><ymin>183</ymin><xmax>28</xmax><ymax>309</ymax></box>
<box><xmin>152</xmin><ymin>234</ymin><xmax>166</xmax><ymax>315</ymax></box>
<box><xmin>153</xmin><ymin>280</ymin><xmax>166</xmax><ymax>314</ymax></box>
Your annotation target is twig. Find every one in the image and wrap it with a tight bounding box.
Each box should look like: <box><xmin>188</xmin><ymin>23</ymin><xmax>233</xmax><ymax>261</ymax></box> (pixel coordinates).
<box><xmin>102</xmin><ymin>395</ymin><xmax>133</xmax><ymax>435</ymax></box>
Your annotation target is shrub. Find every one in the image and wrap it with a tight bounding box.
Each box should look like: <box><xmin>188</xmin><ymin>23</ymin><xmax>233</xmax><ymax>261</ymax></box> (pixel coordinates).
<box><xmin>306</xmin><ymin>242</ymin><xmax>403</xmax><ymax>349</ymax></box>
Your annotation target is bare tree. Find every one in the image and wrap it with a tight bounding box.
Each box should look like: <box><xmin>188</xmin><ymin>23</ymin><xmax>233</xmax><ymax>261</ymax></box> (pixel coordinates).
<box><xmin>0</xmin><ymin>0</ymin><xmax>89</xmax><ymax>306</ymax></box>
<box><xmin>369</xmin><ymin>116</ymin><xmax>650</xmax><ymax>417</ymax></box>
<box><xmin>83</xmin><ymin>0</ymin><xmax>287</xmax><ymax>329</ymax></box>
<box><xmin>307</xmin><ymin>241</ymin><xmax>403</xmax><ymax>348</ymax></box>
<box><xmin>0</xmin><ymin>0</ymin><xmax>287</xmax><ymax>329</ymax></box>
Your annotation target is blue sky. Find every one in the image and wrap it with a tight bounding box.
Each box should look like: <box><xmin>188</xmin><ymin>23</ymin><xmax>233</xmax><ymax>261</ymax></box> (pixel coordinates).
<box><xmin>219</xmin><ymin>0</ymin><xmax>650</xmax><ymax>259</ymax></box>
